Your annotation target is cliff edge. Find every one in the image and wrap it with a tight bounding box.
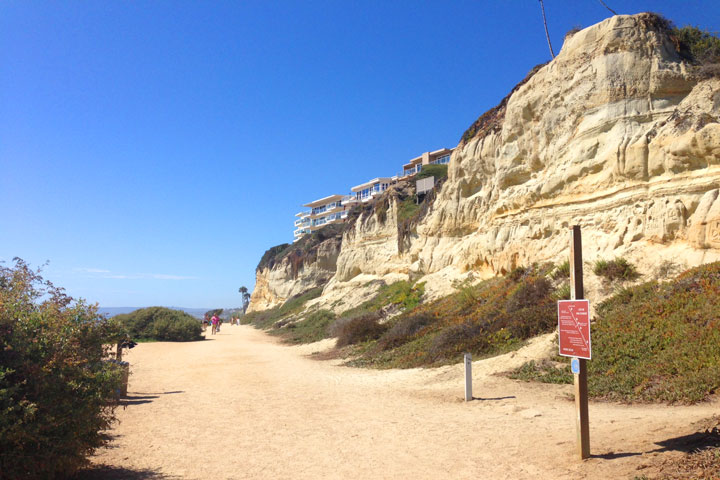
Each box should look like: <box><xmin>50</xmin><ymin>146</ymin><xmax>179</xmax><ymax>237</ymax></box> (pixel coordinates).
<box><xmin>250</xmin><ymin>13</ymin><xmax>720</xmax><ymax>312</ymax></box>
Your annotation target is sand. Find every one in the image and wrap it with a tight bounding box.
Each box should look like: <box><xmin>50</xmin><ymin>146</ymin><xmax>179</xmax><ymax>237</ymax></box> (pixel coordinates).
<box><xmin>85</xmin><ymin>325</ymin><xmax>720</xmax><ymax>479</ymax></box>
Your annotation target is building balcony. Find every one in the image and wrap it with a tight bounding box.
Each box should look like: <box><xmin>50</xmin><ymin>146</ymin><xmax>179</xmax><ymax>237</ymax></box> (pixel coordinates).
<box><xmin>309</xmin><ymin>204</ymin><xmax>344</xmax><ymax>219</ymax></box>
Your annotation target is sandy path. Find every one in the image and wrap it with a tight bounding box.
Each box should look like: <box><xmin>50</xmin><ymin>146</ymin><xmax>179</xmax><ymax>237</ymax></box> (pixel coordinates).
<box><xmin>87</xmin><ymin>325</ymin><xmax>719</xmax><ymax>480</ymax></box>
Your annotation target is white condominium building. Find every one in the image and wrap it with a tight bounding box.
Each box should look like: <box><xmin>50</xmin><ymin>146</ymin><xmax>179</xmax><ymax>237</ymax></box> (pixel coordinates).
<box><xmin>350</xmin><ymin>177</ymin><xmax>396</xmax><ymax>202</ymax></box>
<box><xmin>293</xmin><ymin>194</ymin><xmax>350</xmax><ymax>242</ymax></box>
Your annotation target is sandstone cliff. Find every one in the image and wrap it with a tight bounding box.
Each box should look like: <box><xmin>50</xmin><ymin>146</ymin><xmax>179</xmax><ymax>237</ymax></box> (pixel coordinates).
<box><xmin>248</xmin><ymin>225</ymin><xmax>343</xmax><ymax>312</ymax></box>
<box><xmin>250</xmin><ymin>13</ymin><xmax>720</xmax><ymax>313</ymax></box>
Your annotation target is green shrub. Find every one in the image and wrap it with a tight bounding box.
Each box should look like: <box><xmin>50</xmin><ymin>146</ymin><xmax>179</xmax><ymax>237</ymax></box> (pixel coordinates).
<box><xmin>396</xmin><ymin>197</ymin><xmax>420</xmax><ymax>224</ymax></box>
<box><xmin>115</xmin><ymin>307</ymin><xmax>202</xmax><ymax>342</ymax></box>
<box><xmin>377</xmin><ymin>312</ymin><xmax>435</xmax><ymax>351</ymax></box>
<box><xmin>509</xmin><ymin>360</ymin><xmax>572</xmax><ymax>384</ymax></box>
<box><xmin>0</xmin><ymin>259</ymin><xmax>126</xmax><ymax>478</ymax></box>
<box><xmin>551</xmin><ymin>261</ymin><xmax>570</xmax><ymax>280</ymax></box>
<box><xmin>332</xmin><ymin>312</ymin><xmax>388</xmax><ymax>348</ymax></box>
<box><xmin>336</xmin><ymin>281</ymin><xmax>425</xmax><ymax>321</ymax></box>
<box><xmin>504</xmin><ymin>277</ymin><xmax>552</xmax><ymax>313</ymax></box>
<box><xmin>428</xmin><ymin>321</ymin><xmax>487</xmax><ymax>361</ymax></box>
<box><xmin>593</xmin><ymin>257</ymin><xmax>640</xmax><ymax>282</ymax></box>
<box><xmin>672</xmin><ymin>25</ymin><xmax>720</xmax><ymax>65</ymax></box>
<box><xmin>553</xmin><ymin>283</ymin><xmax>571</xmax><ymax>301</ymax></box>
<box><xmin>416</xmin><ymin>164</ymin><xmax>448</xmax><ymax>181</ymax></box>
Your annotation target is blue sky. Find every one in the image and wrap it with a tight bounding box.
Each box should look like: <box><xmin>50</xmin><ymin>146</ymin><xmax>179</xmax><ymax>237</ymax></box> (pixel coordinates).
<box><xmin>2</xmin><ymin>1</ymin><xmax>718</xmax><ymax>308</ymax></box>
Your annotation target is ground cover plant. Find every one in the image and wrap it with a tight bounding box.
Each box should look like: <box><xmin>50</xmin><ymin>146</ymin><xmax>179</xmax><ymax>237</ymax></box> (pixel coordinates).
<box><xmin>0</xmin><ymin>259</ymin><xmax>126</xmax><ymax>479</ymax></box>
<box><xmin>510</xmin><ymin>261</ymin><xmax>720</xmax><ymax>404</ymax></box>
<box><xmin>114</xmin><ymin>306</ymin><xmax>203</xmax><ymax>342</ymax></box>
<box><xmin>282</xmin><ymin>309</ymin><xmax>335</xmax><ymax>344</ymax></box>
<box><xmin>347</xmin><ymin>263</ymin><xmax>568</xmax><ymax>368</ymax></box>
<box><xmin>243</xmin><ymin>281</ymin><xmax>427</xmax><ymax>347</ymax></box>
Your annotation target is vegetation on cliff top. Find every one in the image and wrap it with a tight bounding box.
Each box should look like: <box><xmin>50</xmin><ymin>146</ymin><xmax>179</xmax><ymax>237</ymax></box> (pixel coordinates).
<box><xmin>256</xmin><ymin>223</ymin><xmax>345</xmax><ymax>277</ymax></box>
<box><xmin>460</xmin><ymin>14</ymin><xmax>720</xmax><ymax>146</ymax></box>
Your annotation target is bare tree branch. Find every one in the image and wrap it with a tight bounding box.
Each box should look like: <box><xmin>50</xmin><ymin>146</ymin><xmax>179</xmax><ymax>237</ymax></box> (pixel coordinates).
<box><xmin>539</xmin><ymin>0</ymin><xmax>555</xmax><ymax>59</ymax></box>
<box><xmin>596</xmin><ymin>0</ymin><xmax>618</xmax><ymax>16</ymax></box>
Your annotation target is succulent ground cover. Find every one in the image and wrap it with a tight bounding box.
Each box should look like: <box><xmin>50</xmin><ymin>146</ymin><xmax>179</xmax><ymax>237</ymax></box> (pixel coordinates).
<box><xmin>510</xmin><ymin>261</ymin><xmax>720</xmax><ymax>404</ymax></box>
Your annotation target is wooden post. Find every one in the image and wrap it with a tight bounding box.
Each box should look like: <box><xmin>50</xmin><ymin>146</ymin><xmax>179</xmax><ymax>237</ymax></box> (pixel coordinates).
<box><xmin>570</xmin><ymin>225</ymin><xmax>590</xmax><ymax>459</ymax></box>
<box><xmin>464</xmin><ymin>353</ymin><xmax>473</xmax><ymax>401</ymax></box>
<box><xmin>116</xmin><ymin>342</ymin><xmax>123</xmax><ymax>361</ymax></box>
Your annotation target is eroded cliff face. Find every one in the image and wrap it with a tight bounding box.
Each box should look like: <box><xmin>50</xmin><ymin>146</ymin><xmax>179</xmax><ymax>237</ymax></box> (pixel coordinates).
<box><xmin>251</xmin><ymin>14</ymin><xmax>720</xmax><ymax>312</ymax></box>
<box><xmin>248</xmin><ymin>232</ymin><xmax>342</xmax><ymax>312</ymax></box>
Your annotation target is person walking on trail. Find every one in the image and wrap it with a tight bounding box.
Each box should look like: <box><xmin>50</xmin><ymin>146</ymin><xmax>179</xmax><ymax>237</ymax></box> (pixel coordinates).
<box><xmin>211</xmin><ymin>314</ymin><xmax>219</xmax><ymax>335</ymax></box>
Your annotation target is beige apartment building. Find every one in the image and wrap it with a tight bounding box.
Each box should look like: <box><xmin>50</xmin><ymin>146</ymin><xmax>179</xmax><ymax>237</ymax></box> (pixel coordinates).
<box><xmin>401</xmin><ymin>148</ymin><xmax>454</xmax><ymax>177</ymax></box>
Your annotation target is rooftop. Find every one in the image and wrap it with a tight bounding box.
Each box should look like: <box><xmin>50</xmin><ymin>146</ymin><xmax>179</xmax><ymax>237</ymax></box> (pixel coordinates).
<box><xmin>350</xmin><ymin>177</ymin><xmax>396</xmax><ymax>192</ymax></box>
<box><xmin>302</xmin><ymin>194</ymin><xmax>346</xmax><ymax>208</ymax></box>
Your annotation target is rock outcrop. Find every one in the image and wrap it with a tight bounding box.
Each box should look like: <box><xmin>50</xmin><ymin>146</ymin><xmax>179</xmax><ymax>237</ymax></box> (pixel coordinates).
<box><xmin>248</xmin><ymin>227</ymin><xmax>343</xmax><ymax>312</ymax></box>
<box><xmin>250</xmin><ymin>14</ymin><xmax>720</xmax><ymax>312</ymax></box>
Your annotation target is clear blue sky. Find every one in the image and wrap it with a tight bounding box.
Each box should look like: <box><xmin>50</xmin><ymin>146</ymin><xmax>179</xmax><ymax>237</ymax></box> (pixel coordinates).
<box><xmin>2</xmin><ymin>1</ymin><xmax>718</xmax><ymax>308</ymax></box>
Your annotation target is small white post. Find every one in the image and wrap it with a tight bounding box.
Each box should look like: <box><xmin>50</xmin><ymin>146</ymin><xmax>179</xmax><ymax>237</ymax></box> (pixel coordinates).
<box><xmin>464</xmin><ymin>353</ymin><xmax>473</xmax><ymax>401</ymax></box>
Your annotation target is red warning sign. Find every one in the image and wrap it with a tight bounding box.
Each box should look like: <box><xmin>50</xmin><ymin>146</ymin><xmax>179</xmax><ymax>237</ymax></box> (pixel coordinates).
<box><xmin>558</xmin><ymin>300</ymin><xmax>591</xmax><ymax>359</ymax></box>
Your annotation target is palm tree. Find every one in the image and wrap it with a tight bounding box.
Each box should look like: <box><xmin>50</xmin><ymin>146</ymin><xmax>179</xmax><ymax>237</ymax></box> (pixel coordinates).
<box><xmin>239</xmin><ymin>286</ymin><xmax>251</xmax><ymax>314</ymax></box>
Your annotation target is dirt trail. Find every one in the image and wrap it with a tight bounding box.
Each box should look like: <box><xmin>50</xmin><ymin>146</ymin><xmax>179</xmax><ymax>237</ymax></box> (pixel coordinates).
<box><xmin>87</xmin><ymin>325</ymin><xmax>719</xmax><ymax>479</ymax></box>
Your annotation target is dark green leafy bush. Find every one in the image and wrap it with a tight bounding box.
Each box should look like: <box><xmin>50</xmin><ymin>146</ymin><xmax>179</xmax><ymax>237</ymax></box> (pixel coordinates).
<box><xmin>0</xmin><ymin>259</ymin><xmax>125</xmax><ymax>479</ymax></box>
<box><xmin>672</xmin><ymin>25</ymin><xmax>720</xmax><ymax>64</ymax></box>
<box><xmin>115</xmin><ymin>307</ymin><xmax>202</xmax><ymax>341</ymax></box>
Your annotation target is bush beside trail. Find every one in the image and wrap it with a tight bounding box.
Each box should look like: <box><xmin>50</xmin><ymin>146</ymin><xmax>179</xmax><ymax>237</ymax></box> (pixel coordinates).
<box><xmin>510</xmin><ymin>261</ymin><xmax>720</xmax><ymax>404</ymax></box>
<box><xmin>115</xmin><ymin>306</ymin><xmax>203</xmax><ymax>342</ymax></box>
<box><xmin>0</xmin><ymin>259</ymin><xmax>126</xmax><ymax>479</ymax></box>
<box><xmin>348</xmin><ymin>264</ymin><xmax>563</xmax><ymax>369</ymax></box>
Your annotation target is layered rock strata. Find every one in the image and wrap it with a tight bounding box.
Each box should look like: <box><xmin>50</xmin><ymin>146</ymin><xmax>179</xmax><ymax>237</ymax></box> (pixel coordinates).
<box><xmin>250</xmin><ymin>14</ymin><xmax>720</xmax><ymax>312</ymax></box>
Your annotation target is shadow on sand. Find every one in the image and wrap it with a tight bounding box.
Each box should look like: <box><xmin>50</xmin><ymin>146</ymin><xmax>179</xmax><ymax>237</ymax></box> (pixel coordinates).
<box><xmin>73</xmin><ymin>465</ymin><xmax>178</xmax><ymax>479</ymax></box>
<box><xmin>470</xmin><ymin>396</ymin><xmax>516</xmax><ymax>401</ymax></box>
<box><xmin>119</xmin><ymin>391</ymin><xmax>185</xmax><ymax>407</ymax></box>
<box><xmin>592</xmin><ymin>425</ymin><xmax>720</xmax><ymax>460</ymax></box>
